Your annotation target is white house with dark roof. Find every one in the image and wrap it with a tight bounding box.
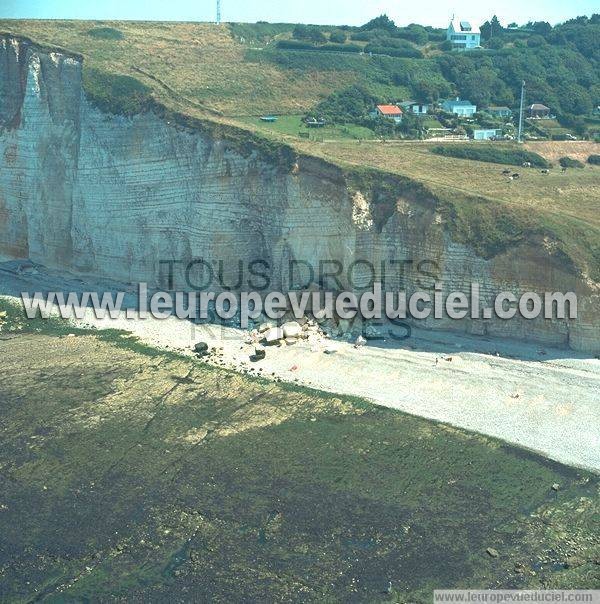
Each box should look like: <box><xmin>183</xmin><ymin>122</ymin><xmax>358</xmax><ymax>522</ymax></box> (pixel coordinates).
<box><xmin>441</xmin><ymin>97</ymin><xmax>477</xmax><ymax>117</ymax></box>
<box><xmin>447</xmin><ymin>18</ymin><xmax>481</xmax><ymax>50</ymax></box>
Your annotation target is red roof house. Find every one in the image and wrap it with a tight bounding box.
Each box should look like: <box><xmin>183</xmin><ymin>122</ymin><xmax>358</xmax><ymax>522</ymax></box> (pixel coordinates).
<box><xmin>374</xmin><ymin>104</ymin><xmax>403</xmax><ymax>123</ymax></box>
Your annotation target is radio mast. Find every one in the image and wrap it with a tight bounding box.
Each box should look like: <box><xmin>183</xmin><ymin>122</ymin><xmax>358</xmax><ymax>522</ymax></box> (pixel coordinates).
<box><xmin>216</xmin><ymin>0</ymin><xmax>221</xmax><ymax>24</ymax></box>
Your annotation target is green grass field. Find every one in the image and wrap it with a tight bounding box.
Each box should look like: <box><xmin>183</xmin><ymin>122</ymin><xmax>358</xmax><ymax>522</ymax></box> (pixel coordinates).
<box><xmin>237</xmin><ymin>114</ymin><xmax>377</xmax><ymax>140</ymax></box>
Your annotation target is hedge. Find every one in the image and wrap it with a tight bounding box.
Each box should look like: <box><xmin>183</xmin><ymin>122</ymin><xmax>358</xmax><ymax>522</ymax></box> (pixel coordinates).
<box><xmin>587</xmin><ymin>154</ymin><xmax>600</xmax><ymax>165</ymax></box>
<box><xmin>364</xmin><ymin>44</ymin><xmax>423</xmax><ymax>58</ymax></box>
<box><xmin>276</xmin><ymin>40</ymin><xmax>361</xmax><ymax>53</ymax></box>
<box><xmin>431</xmin><ymin>145</ymin><xmax>549</xmax><ymax>167</ymax></box>
<box><xmin>559</xmin><ymin>156</ymin><xmax>584</xmax><ymax>168</ymax></box>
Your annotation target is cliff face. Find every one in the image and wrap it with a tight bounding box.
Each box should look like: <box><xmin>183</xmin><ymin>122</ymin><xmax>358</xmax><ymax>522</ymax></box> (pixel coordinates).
<box><xmin>1</xmin><ymin>35</ymin><xmax>598</xmax><ymax>353</ymax></box>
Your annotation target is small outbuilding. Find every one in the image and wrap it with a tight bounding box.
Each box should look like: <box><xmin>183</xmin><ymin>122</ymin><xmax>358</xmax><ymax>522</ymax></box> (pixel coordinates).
<box><xmin>400</xmin><ymin>100</ymin><xmax>430</xmax><ymax>115</ymax></box>
<box><xmin>528</xmin><ymin>103</ymin><xmax>550</xmax><ymax>118</ymax></box>
<box><xmin>473</xmin><ymin>128</ymin><xmax>502</xmax><ymax>140</ymax></box>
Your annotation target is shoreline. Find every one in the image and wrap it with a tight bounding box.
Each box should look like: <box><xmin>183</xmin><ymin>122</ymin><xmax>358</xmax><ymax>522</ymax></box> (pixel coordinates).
<box><xmin>2</xmin><ymin>260</ymin><xmax>599</xmax><ymax>472</ymax></box>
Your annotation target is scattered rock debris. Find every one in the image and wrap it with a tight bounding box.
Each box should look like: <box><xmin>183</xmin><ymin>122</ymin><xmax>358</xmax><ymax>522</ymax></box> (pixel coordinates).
<box><xmin>354</xmin><ymin>335</ymin><xmax>367</xmax><ymax>348</ymax></box>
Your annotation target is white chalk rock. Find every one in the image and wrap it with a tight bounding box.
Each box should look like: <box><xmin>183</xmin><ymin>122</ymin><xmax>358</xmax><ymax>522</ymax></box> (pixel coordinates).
<box><xmin>354</xmin><ymin>335</ymin><xmax>367</xmax><ymax>348</ymax></box>
<box><xmin>264</xmin><ymin>327</ymin><xmax>284</xmax><ymax>343</ymax></box>
<box><xmin>282</xmin><ymin>321</ymin><xmax>302</xmax><ymax>338</ymax></box>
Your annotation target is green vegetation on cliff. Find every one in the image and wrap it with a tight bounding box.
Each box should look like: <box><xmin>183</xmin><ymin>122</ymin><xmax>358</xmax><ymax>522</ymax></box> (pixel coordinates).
<box><xmin>83</xmin><ymin>67</ymin><xmax>152</xmax><ymax>115</ymax></box>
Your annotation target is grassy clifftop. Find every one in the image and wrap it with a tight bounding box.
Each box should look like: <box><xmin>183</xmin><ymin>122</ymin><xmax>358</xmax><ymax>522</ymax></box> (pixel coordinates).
<box><xmin>1</xmin><ymin>20</ymin><xmax>598</xmax><ymax>280</ymax></box>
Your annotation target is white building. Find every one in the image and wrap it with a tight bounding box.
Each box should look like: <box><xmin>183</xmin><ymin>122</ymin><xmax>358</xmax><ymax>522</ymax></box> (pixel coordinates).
<box><xmin>473</xmin><ymin>129</ymin><xmax>502</xmax><ymax>140</ymax></box>
<box><xmin>400</xmin><ymin>101</ymin><xmax>431</xmax><ymax>115</ymax></box>
<box><xmin>441</xmin><ymin>98</ymin><xmax>477</xmax><ymax>117</ymax></box>
<box><xmin>371</xmin><ymin>104</ymin><xmax>403</xmax><ymax>124</ymax></box>
<box><xmin>447</xmin><ymin>18</ymin><xmax>481</xmax><ymax>50</ymax></box>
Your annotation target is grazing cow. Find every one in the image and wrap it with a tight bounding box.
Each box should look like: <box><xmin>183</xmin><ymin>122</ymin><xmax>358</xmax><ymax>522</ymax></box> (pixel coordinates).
<box><xmin>522</xmin><ymin>161</ymin><xmax>532</xmax><ymax>168</ymax></box>
<box><xmin>502</xmin><ymin>169</ymin><xmax>511</xmax><ymax>175</ymax></box>
<box><xmin>512</xmin><ymin>173</ymin><xmax>520</xmax><ymax>179</ymax></box>
<box><xmin>541</xmin><ymin>169</ymin><xmax>550</xmax><ymax>174</ymax></box>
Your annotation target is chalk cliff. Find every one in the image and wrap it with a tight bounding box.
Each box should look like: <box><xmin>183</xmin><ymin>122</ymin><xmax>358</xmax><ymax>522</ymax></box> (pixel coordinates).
<box><xmin>0</xmin><ymin>35</ymin><xmax>598</xmax><ymax>353</ymax></box>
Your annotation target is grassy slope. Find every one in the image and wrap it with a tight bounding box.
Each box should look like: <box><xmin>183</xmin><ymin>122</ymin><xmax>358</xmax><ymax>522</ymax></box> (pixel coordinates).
<box><xmin>0</xmin><ymin>20</ymin><xmax>357</xmax><ymax>116</ymax></box>
<box><xmin>292</xmin><ymin>140</ymin><xmax>600</xmax><ymax>275</ymax></box>
<box><xmin>0</xmin><ymin>300</ymin><xmax>598</xmax><ymax>600</ymax></box>
<box><xmin>1</xmin><ymin>20</ymin><xmax>598</xmax><ymax>278</ymax></box>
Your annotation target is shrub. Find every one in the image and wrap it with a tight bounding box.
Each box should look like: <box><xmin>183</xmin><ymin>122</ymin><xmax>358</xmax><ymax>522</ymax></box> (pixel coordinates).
<box><xmin>350</xmin><ymin>29</ymin><xmax>389</xmax><ymax>42</ymax></box>
<box><xmin>364</xmin><ymin>44</ymin><xmax>423</xmax><ymax>58</ymax></box>
<box><xmin>230</xmin><ymin>22</ymin><xmax>294</xmax><ymax>43</ymax></box>
<box><xmin>309</xmin><ymin>85</ymin><xmax>378</xmax><ymax>124</ymax></box>
<box><xmin>371</xmin><ymin>37</ymin><xmax>417</xmax><ymax>50</ymax></box>
<box><xmin>329</xmin><ymin>31</ymin><xmax>347</xmax><ymax>44</ymax></box>
<box><xmin>587</xmin><ymin>154</ymin><xmax>600</xmax><ymax>165</ymax></box>
<box><xmin>322</xmin><ymin>43</ymin><xmax>361</xmax><ymax>53</ymax></box>
<box><xmin>293</xmin><ymin>24</ymin><xmax>327</xmax><ymax>44</ymax></box>
<box><xmin>360</xmin><ymin>14</ymin><xmax>397</xmax><ymax>33</ymax></box>
<box><xmin>276</xmin><ymin>40</ymin><xmax>360</xmax><ymax>53</ymax></box>
<box><xmin>86</xmin><ymin>27</ymin><xmax>124</xmax><ymax>40</ymax></box>
<box><xmin>559</xmin><ymin>156</ymin><xmax>584</xmax><ymax>168</ymax></box>
<box><xmin>427</xmin><ymin>32</ymin><xmax>447</xmax><ymax>42</ymax></box>
<box><xmin>527</xmin><ymin>34</ymin><xmax>546</xmax><ymax>47</ymax></box>
<box><xmin>276</xmin><ymin>40</ymin><xmax>317</xmax><ymax>51</ymax></box>
<box><xmin>393</xmin><ymin>25</ymin><xmax>429</xmax><ymax>45</ymax></box>
<box><xmin>431</xmin><ymin>145</ymin><xmax>550</xmax><ymax>167</ymax></box>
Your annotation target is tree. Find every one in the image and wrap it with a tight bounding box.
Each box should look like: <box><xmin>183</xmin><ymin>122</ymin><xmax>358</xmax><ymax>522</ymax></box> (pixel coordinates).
<box><xmin>557</xmin><ymin>82</ymin><xmax>593</xmax><ymax>115</ymax></box>
<box><xmin>309</xmin><ymin>86</ymin><xmax>378</xmax><ymax>124</ymax></box>
<box><xmin>360</xmin><ymin>14</ymin><xmax>397</xmax><ymax>33</ymax></box>
<box><xmin>481</xmin><ymin>15</ymin><xmax>502</xmax><ymax>41</ymax></box>
<box><xmin>527</xmin><ymin>35</ymin><xmax>547</xmax><ymax>47</ymax></box>
<box><xmin>293</xmin><ymin>24</ymin><xmax>327</xmax><ymax>44</ymax></box>
<box><xmin>329</xmin><ymin>31</ymin><xmax>347</xmax><ymax>44</ymax></box>
<box><xmin>530</xmin><ymin>21</ymin><xmax>552</xmax><ymax>37</ymax></box>
<box><xmin>396</xmin><ymin>24</ymin><xmax>428</xmax><ymax>45</ymax></box>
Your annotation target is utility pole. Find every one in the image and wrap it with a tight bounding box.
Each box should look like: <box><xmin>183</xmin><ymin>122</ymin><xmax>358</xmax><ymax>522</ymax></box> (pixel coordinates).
<box><xmin>517</xmin><ymin>80</ymin><xmax>525</xmax><ymax>143</ymax></box>
<box><xmin>216</xmin><ymin>0</ymin><xmax>221</xmax><ymax>24</ymax></box>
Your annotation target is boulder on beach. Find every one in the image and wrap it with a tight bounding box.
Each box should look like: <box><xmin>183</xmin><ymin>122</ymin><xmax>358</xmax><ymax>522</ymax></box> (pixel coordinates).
<box><xmin>264</xmin><ymin>327</ymin><xmax>284</xmax><ymax>344</ymax></box>
<box><xmin>282</xmin><ymin>321</ymin><xmax>302</xmax><ymax>338</ymax></box>
<box><xmin>194</xmin><ymin>342</ymin><xmax>209</xmax><ymax>355</ymax></box>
